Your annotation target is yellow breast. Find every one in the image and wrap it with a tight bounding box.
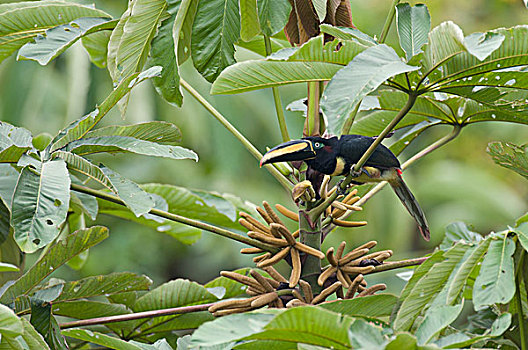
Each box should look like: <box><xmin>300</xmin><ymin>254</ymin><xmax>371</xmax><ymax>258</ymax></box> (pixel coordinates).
<box><xmin>330</xmin><ymin>157</ymin><xmax>346</xmax><ymax>176</ymax></box>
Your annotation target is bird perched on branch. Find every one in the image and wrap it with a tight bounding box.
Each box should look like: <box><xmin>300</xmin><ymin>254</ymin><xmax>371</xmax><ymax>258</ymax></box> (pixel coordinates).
<box><xmin>260</xmin><ymin>135</ymin><xmax>430</xmax><ymax>241</ymax></box>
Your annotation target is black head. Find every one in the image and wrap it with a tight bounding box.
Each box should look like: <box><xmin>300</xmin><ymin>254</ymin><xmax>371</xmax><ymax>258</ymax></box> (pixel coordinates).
<box><xmin>260</xmin><ymin>136</ymin><xmax>340</xmax><ymax>175</ymax></box>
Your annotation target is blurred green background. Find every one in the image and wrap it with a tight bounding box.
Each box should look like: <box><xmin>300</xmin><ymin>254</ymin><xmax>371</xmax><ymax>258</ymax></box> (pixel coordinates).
<box><xmin>0</xmin><ymin>0</ymin><xmax>526</xmax><ymax>293</ymax></box>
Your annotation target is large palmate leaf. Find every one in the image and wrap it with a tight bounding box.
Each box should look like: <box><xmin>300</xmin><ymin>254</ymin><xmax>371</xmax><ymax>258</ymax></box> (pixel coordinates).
<box><xmin>319</xmin><ymin>294</ymin><xmax>398</xmax><ymax>319</ymax></box>
<box><xmin>0</xmin><ymin>164</ymin><xmax>20</xmax><ymax>210</ymax></box>
<box><xmin>53</xmin><ymin>151</ymin><xmax>111</xmax><ymax>189</ymax></box>
<box><xmin>84</xmin><ymin>121</ymin><xmax>182</xmax><ymax>144</ymax></box>
<box><xmin>30</xmin><ymin>300</ymin><xmax>67</xmax><ymax>350</ymax></box>
<box><xmin>239</xmin><ymin>0</ymin><xmax>259</xmax><ymax>41</ymax></box>
<box><xmin>0</xmin><ymin>226</ymin><xmax>108</xmax><ymax>304</ymax></box>
<box><xmin>319</xmin><ymin>24</ymin><xmax>377</xmax><ymax>47</ymax></box>
<box><xmin>82</xmin><ymin>30</ymin><xmax>111</xmax><ymax>68</ymax></box>
<box><xmin>49</xmin><ymin>66</ymin><xmax>162</xmax><ymax>153</ymax></box>
<box><xmin>487</xmin><ymin>141</ymin><xmax>528</xmax><ymax>180</ymax></box>
<box><xmin>393</xmin><ymin>243</ymin><xmax>469</xmax><ymax>331</ymax></box>
<box><xmin>257</xmin><ymin>0</ymin><xmax>291</xmax><ymax>37</ymax></box>
<box><xmin>0</xmin><ymin>1</ymin><xmax>110</xmax><ymax>63</ymax></box>
<box><xmin>108</xmin><ymin>0</ymin><xmax>167</xmax><ymax>83</ymax></box>
<box><xmin>11</xmin><ymin>159</ymin><xmax>70</xmax><ymax>252</ymax></box>
<box><xmin>473</xmin><ymin>233</ymin><xmax>516</xmax><ymax>310</ymax></box>
<box><xmin>419</xmin><ymin>23</ymin><xmax>528</xmax><ymax>90</ymax></box>
<box><xmin>0</xmin><ymin>303</ymin><xmax>23</xmax><ymax>338</ymax></box>
<box><xmin>212</xmin><ymin>36</ymin><xmax>368</xmax><ymax>94</ymax></box>
<box><xmin>191</xmin><ymin>0</ymin><xmax>240</xmax><ymax>82</ymax></box>
<box><xmin>0</xmin><ymin>122</ymin><xmax>33</xmax><ymax>163</ymax></box>
<box><xmin>415</xmin><ymin>303</ymin><xmax>463</xmax><ymax>345</ymax></box>
<box><xmin>64</xmin><ymin>135</ymin><xmax>198</xmax><ymax>161</ymax></box>
<box><xmin>62</xmin><ymin>329</ymin><xmax>148</xmax><ymax>350</ymax></box>
<box><xmin>150</xmin><ymin>0</ymin><xmax>183</xmax><ymax>106</ymax></box>
<box><xmin>17</xmin><ymin>17</ymin><xmax>115</xmax><ymax>65</ymax></box>
<box><xmin>396</xmin><ymin>3</ymin><xmax>430</xmax><ymax>61</ymax></box>
<box><xmin>236</xmin><ymin>33</ymin><xmax>291</xmax><ymax>56</ymax></box>
<box><xmin>321</xmin><ymin>44</ymin><xmax>419</xmax><ymax>135</ymax></box>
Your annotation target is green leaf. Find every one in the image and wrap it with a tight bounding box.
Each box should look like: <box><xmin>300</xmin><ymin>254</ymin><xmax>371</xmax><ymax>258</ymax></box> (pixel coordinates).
<box><xmin>32</xmin><ymin>133</ymin><xmax>53</xmax><ymax>152</ymax></box>
<box><xmin>446</xmin><ymin>237</ymin><xmax>491</xmax><ymax>304</ymax></box>
<box><xmin>473</xmin><ymin>234</ymin><xmax>516</xmax><ymax>310</ymax></box>
<box><xmin>54</xmin><ymin>272</ymin><xmax>152</xmax><ymax>302</ymax></box>
<box><xmin>487</xmin><ymin>142</ymin><xmax>528</xmax><ymax>180</ymax></box>
<box><xmin>108</xmin><ymin>0</ymin><xmax>167</xmax><ymax>84</ymax></box>
<box><xmin>53</xmin><ymin>151</ymin><xmax>111</xmax><ymax>189</ymax></box>
<box><xmin>0</xmin><ymin>226</ymin><xmax>108</xmax><ymax>304</ymax></box>
<box><xmin>0</xmin><ymin>122</ymin><xmax>33</xmax><ymax>163</ymax></box>
<box><xmin>82</xmin><ymin>30</ymin><xmax>111</xmax><ymax>68</ymax></box>
<box><xmin>150</xmin><ymin>0</ymin><xmax>183</xmax><ymax>106</ymax></box>
<box><xmin>30</xmin><ymin>300</ymin><xmax>67</xmax><ymax>350</ymax></box>
<box><xmin>191</xmin><ymin>0</ymin><xmax>240</xmax><ymax>82</ymax></box>
<box><xmin>0</xmin><ymin>164</ymin><xmax>20</xmax><ymax>210</ymax></box>
<box><xmin>319</xmin><ymin>24</ymin><xmax>377</xmax><ymax>46</ymax></box>
<box><xmin>189</xmin><ymin>312</ymin><xmax>276</xmax><ymax>348</ymax></box>
<box><xmin>17</xmin><ymin>17</ymin><xmax>114</xmax><ymax>65</ymax></box>
<box><xmin>385</xmin><ymin>333</ymin><xmax>439</xmax><ymax>350</ymax></box>
<box><xmin>312</xmin><ymin>0</ymin><xmax>327</xmax><ymax>22</ymax></box>
<box><xmin>415</xmin><ymin>304</ymin><xmax>463</xmax><ymax>345</ymax></box>
<box><xmin>439</xmin><ymin>313</ymin><xmax>511</xmax><ymax>348</ymax></box>
<box><xmin>236</xmin><ymin>34</ymin><xmax>290</xmax><ymax>56</ymax></box>
<box><xmin>204</xmin><ymin>268</ymin><xmax>253</xmax><ymax>299</ymax></box>
<box><xmin>319</xmin><ymin>294</ymin><xmax>398</xmax><ymax>319</ymax></box>
<box><xmin>172</xmin><ymin>0</ymin><xmax>198</xmax><ymax>65</ymax></box>
<box><xmin>0</xmin><ymin>1</ymin><xmax>110</xmax><ymax>63</ymax></box>
<box><xmin>396</xmin><ymin>3</ymin><xmax>431</xmax><ymax>61</ymax></box>
<box><xmin>70</xmin><ymin>179</ymin><xmax>98</xmax><ymax>221</ymax></box>
<box><xmin>347</xmin><ymin>319</ymin><xmax>386</xmax><ymax>349</ymax></box>
<box><xmin>100</xmin><ymin>165</ymin><xmax>155</xmax><ymax>217</ymax></box>
<box><xmin>65</xmin><ymin>135</ymin><xmax>198</xmax><ymax>161</ymax></box>
<box><xmin>11</xmin><ymin>159</ymin><xmax>70</xmax><ymax>252</ymax></box>
<box><xmin>245</xmin><ymin>307</ymin><xmax>353</xmax><ymax>349</ymax></box>
<box><xmin>0</xmin><ymin>318</ymin><xmax>50</xmax><ymax>350</ymax></box>
<box><xmin>463</xmin><ymin>32</ymin><xmax>505</xmax><ymax>61</ymax></box>
<box><xmin>393</xmin><ymin>243</ymin><xmax>469</xmax><ymax>331</ymax></box>
<box><xmin>321</xmin><ymin>44</ymin><xmax>419</xmax><ymax>135</ymax></box>
<box><xmin>514</xmin><ymin>219</ymin><xmax>528</xmax><ymax>253</ymax></box>
<box><xmin>257</xmin><ymin>0</ymin><xmax>291</xmax><ymax>37</ymax></box>
<box><xmin>212</xmin><ymin>36</ymin><xmax>368</xmax><ymax>94</ymax></box>
<box><xmin>85</xmin><ymin>121</ymin><xmax>182</xmax><ymax>144</ymax></box>
<box><xmin>439</xmin><ymin>222</ymin><xmax>483</xmax><ymax>249</ymax></box>
<box><xmin>240</xmin><ymin>0</ymin><xmax>260</xmax><ymax>41</ymax></box>
<box><xmin>62</xmin><ymin>329</ymin><xmax>144</xmax><ymax>350</ymax></box>
<box><xmin>0</xmin><ymin>303</ymin><xmax>23</xmax><ymax>338</ymax></box>
<box><xmin>131</xmin><ymin>279</ymin><xmax>218</xmax><ymax>334</ymax></box>
<box><xmin>49</xmin><ymin>66</ymin><xmax>162</xmax><ymax>153</ymax></box>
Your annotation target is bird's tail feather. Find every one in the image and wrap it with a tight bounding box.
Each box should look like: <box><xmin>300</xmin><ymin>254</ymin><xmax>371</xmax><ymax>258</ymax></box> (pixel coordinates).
<box><xmin>389</xmin><ymin>173</ymin><xmax>430</xmax><ymax>241</ymax></box>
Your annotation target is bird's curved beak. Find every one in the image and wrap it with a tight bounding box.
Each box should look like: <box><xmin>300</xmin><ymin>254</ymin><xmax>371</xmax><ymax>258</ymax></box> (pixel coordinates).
<box><xmin>260</xmin><ymin>140</ymin><xmax>316</xmax><ymax>167</ymax></box>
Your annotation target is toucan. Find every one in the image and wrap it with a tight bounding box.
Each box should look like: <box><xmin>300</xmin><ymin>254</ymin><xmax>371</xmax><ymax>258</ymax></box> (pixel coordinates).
<box><xmin>260</xmin><ymin>135</ymin><xmax>430</xmax><ymax>241</ymax></box>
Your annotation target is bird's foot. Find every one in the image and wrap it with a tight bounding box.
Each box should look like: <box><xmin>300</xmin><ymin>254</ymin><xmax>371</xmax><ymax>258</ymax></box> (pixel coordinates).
<box><xmin>336</xmin><ymin>178</ymin><xmax>349</xmax><ymax>195</ymax></box>
<box><xmin>349</xmin><ymin>164</ymin><xmax>363</xmax><ymax>178</ymax></box>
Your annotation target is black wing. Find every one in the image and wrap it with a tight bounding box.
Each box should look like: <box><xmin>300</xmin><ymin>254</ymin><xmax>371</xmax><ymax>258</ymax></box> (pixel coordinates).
<box><xmin>338</xmin><ymin>135</ymin><xmax>400</xmax><ymax>169</ymax></box>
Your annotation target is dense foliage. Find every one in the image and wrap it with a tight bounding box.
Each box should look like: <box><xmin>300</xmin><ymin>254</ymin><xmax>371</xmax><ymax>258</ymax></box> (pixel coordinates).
<box><xmin>0</xmin><ymin>0</ymin><xmax>527</xmax><ymax>349</ymax></box>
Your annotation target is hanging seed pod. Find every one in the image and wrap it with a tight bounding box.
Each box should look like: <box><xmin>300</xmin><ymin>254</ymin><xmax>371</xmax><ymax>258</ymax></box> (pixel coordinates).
<box><xmin>271</xmin><ymin>223</ymin><xmax>296</xmax><ymax>245</ymax></box>
<box><xmin>275</xmin><ymin>204</ymin><xmax>299</xmax><ymax>222</ymax></box>
<box><xmin>312</xmin><ymin>281</ymin><xmax>342</xmax><ymax>304</ymax></box>
<box><xmin>240</xmin><ymin>247</ymin><xmax>263</xmax><ymax>254</ymax></box>
<box><xmin>317</xmin><ymin>266</ymin><xmax>337</xmax><ymax>286</ymax></box>
<box><xmin>256</xmin><ymin>206</ymin><xmax>274</xmax><ymax>224</ymax></box>
<box><xmin>251</xmin><ymin>292</ymin><xmax>279</xmax><ymax>308</ymax></box>
<box><xmin>262</xmin><ymin>266</ymin><xmax>288</xmax><ymax>283</ymax></box>
<box><xmin>263</xmin><ymin>201</ymin><xmax>286</xmax><ymax>226</ymax></box>
<box><xmin>289</xmin><ymin>248</ymin><xmax>302</xmax><ymax>287</ymax></box>
<box><xmin>208</xmin><ymin>297</ymin><xmax>258</xmax><ymax>313</ymax></box>
<box><xmin>336</xmin><ymin>269</ymin><xmax>352</xmax><ymax>288</ymax></box>
<box><xmin>339</xmin><ymin>248</ymin><xmax>369</xmax><ymax>265</ymax></box>
<box><xmin>295</xmin><ymin>242</ymin><xmax>325</xmax><ymax>258</ymax></box>
<box><xmin>253</xmin><ymin>252</ymin><xmax>271</xmax><ymax>263</ymax></box>
<box><xmin>250</xmin><ymin>270</ymin><xmax>275</xmax><ymax>292</ymax></box>
<box><xmin>299</xmin><ymin>280</ymin><xmax>313</xmax><ymax>303</ymax></box>
<box><xmin>345</xmin><ymin>274</ymin><xmax>364</xmax><ymax>299</ymax></box>
<box><xmin>213</xmin><ymin>306</ymin><xmax>254</xmax><ymax>317</ymax></box>
<box><xmin>257</xmin><ymin>246</ymin><xmax>291</xmax><ymax>268</ymax></box>
<box><xmin>326</xmin><ymin>247</ymin><xmax>339</xmax><ymax>266</ymax></box>
<box><xmin>240</xmin><ymin>213</ymin><xmax>272</xmax><ymax>234</ymax></box>
<box><xmin>220</xmin><ymin>271</ymin><xmax>264</xmax><ymax>292</ymax></box>
<box><xmin>341</xmin><ymin>265</ymin><xmax>376</xmax><ymax>274</ymax></box>
<box><xmin>335</xmin><ymin>241</ymin><xmax>346</xmax><ymax>260</ymax></box>
<box><xmin>319</xmin><ymin>175</ymin><xmax>331</xmax><ymax>199</ymax></box>
<box><xmin>332</xmin><ymin>219</ymin><xmax>368</xmax><ymax>227</ymax></box>
<box><xmin>357</xmin><ymin>283</ymin><xmax>387</xmax><ymax>297</ymax></box>
<box><xmin>353</xmin><ymin>241</ymin><xmax>377</xmax><ymax>251</ymax></box>
<box><xmin>286</xmin><ymin>299</ymin><xmax>307</xmax><ymax>308</ymax></box>
<box><xmin>247</xmin><ymin>231</ymin><xmax>288</xmax><ymax>246</ymax></box>
<box><xmin>292</xmin><ymin>289</ymin><xmax>305</xmax><ymax>303</ymax></box>
<box><xmin>239</xmin><ymin>218</ymin><xmax>268</xmax><ymax>235</ymax></box>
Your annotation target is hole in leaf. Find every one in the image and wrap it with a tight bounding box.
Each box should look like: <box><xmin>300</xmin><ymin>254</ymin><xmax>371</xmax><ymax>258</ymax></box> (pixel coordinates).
<box><xmin>46</xmin><ymin>219</ymin><xmax>53</xmax><ymax>225</ymax></box>
<box><xmin>54</xmin><ymin>199</ymin><xmax>62</xmax><ymax>207</ymax></box>
<box><xmin>64</xmin><ymin>28</ymin><xmax>71</xmax><ymax>32</ymax></box>
<box><xmin>33</xmin><ymin>238</ymin><xmax>41</xmax><ymax>245</ymax></box>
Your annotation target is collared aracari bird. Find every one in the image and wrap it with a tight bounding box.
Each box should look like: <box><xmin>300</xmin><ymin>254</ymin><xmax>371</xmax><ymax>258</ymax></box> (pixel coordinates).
<box><xmin>260</xmin><ymin>135</ymin><xmax>430</xmax><ymax>241</ymax></box>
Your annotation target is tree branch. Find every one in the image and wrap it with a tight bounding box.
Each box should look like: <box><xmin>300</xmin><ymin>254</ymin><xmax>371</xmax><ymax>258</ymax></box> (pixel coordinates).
<box><xmin>70</xmin><ymin>183</ymin><xmax>279</xmax><ymax>253</ymax></box>
<box><xmin>180</xmin><ymin>79</ymin><xmax>293</xmax><ymax>191</ymax></box>
<box><xmin>59</xmin><ymin>303</ymin><xmax>214</xmax><ymax>329</ymax></box>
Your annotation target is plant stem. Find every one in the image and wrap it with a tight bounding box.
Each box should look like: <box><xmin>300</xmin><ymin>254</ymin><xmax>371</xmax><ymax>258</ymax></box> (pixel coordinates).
<box><xmin>264</xmin><ymin>35</ymin><xmax>290</xmax><ymax>142</ymax></box>
<box><xmin>299</xmin><ymin>209</ymin><xmax>322</xmax><ymax>294</ymax></box>
<box><xmin>59</xmin><ymin>303</ymin><xmax>214</xmax><ymax>329</ymax></box>
<box><xmin>516</xmin><ymin>250</ymin><xmax>527</xmax><ymax>350</ymax></box>
<box><xmin>70</xmin><ymin>183</ymin><xmax>278</xmax><ymax>253</ymax></box>
<box><xmin>368</xmin><ymin>257</ymin><xmax>428</xmax><ymax>273</ymax></box>
<box><xmin>379</xmin><ymin>0</ymin><xmax>401</xmax><ymax>43</ymax></box>
<box><xmin>180</xmin><ymin>79</ymin><xmax>292</xmax><ymax>191</ymax></box>
<box><xmin>305</xmin><ymin>82</ymin><xmax>320</xmax><ymax>136</ymax></box>
<box><xmin>341</xmin><ymin>102</ymin><xmax>361</xmax><ymax>135</ymax></box>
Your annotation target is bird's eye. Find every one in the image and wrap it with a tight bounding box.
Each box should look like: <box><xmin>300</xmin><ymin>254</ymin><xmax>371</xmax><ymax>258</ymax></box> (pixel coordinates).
<box><xmin>314</xmin><ymin>142</ymin><xmax>321</xmax><ymax>148</ymax></box>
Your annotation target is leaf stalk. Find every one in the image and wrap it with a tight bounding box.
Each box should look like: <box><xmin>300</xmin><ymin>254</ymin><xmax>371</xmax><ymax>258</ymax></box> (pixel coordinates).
<box><xmin>379</xmin><ymin>0</ymin><xmax>401</xmax><ymax>43</ymax></box>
